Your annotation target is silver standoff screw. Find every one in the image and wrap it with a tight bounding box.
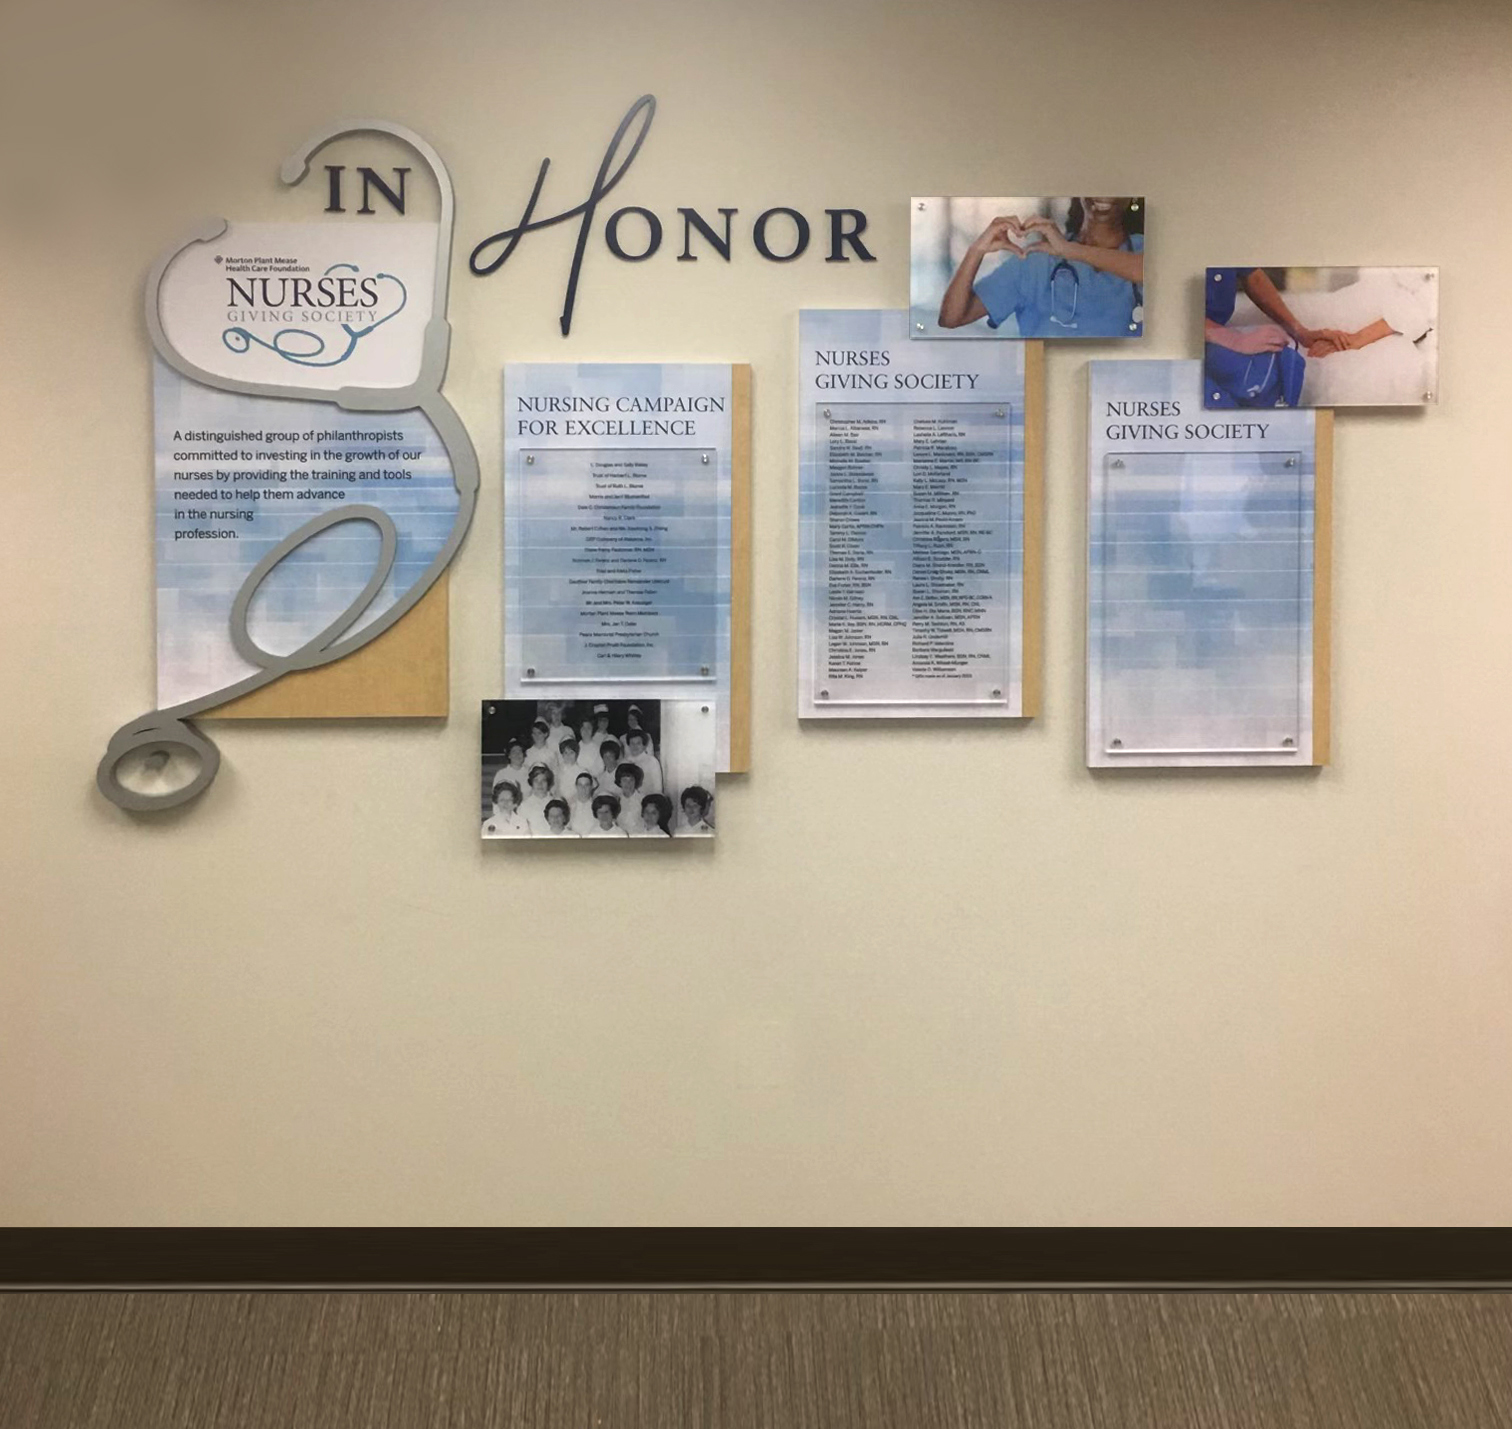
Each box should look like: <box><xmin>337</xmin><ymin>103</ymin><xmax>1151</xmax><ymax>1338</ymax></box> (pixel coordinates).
<box><xmin>525</xmin><ymin>454</ymin><xmax>534</xmax><ymax>465</ymax></box>
<box><xmin>1286</xmin><ymin>456</ymin><xmax>1298</xmax><ymax>467</ymax></box>
<box><xmin>699</xmin><ymin>665</ymin><xmax>710</xmax><ymax>676</ymax></box>
<box><xmin>916</xmin><ymin>323</ymin><xmax>925</xmax><ymax>331</ymax></box>
<box><xmin>487</xmin><ymin>704</ymin><xmax>495</xmax><ymax>715</ymax></box>
<box><xmin>991</xmin><ymin>688</ymin><xmax>1002</xmax><ymax>699</ymax></box>
<box><xmin>822</xmin><ymin>408</ymin><xmax>831</xmax><ymax>418</ymax></box>
<box><xmin>917</xmin><ymin>202</ymin><xmax>925</xmax><ymax>211</ymax></box>
<box><xmin>701</xmin><ymin>453</ymin><xmax>710</xmax><ymax>464</ymax></box>
<box><xmin>819</xmin><ymin>689</ymin><xmax>830</xmax><ymax>699</ymax></box>
<box><xmin>1282</xmin><ymin>737</ymin><xmax>1296</xmax><ymax>748</ymax></box>
<box><xmin>1110</xmin><ymin>458</ymin><xmax>1125</xmax><ymax>469</ymax></box>
<box><xmin>525</xmin><ymin>667</ymin><xmax>535</xmax><ymax>678</ymax></box>
<box><xmin>701</xmin><ymin>705</ymin><xmax>709</xmax><ymax>714</ymax></box>
<box><xmin>1110</xmin><ymin>738</ymin><xmax>1124</xmax><ymax>749</ymax></box>
<box><xmin>995</xmin><ymin>409</ymin><xmax>1005</xmax><ymax>418</ymax></box>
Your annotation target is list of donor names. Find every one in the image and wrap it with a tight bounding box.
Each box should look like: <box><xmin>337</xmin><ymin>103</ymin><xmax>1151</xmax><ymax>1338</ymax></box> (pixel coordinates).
<box><xmin>519</xmin><ymin>446</ymin><xmax>719</xmax><ymax>680</ymax></box>
<box><xmin>819</xmin><ymin>403</ymin><xmax>1011</xmax><ymax>705</ymax></box>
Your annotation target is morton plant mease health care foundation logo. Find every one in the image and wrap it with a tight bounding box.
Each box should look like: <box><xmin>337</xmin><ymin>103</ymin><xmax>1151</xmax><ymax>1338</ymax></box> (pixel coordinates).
<box><xmin>216</xmin><ymin>251</ymin><xmax>408</xmax><ymax>369</ymax></box>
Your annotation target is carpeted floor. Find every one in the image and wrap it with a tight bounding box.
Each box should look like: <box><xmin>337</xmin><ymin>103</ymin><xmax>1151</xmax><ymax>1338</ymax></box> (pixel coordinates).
<box><xmin>1</xmin><ymin>1292</ymin><xmax>1509</xmax><ymax>1428</ymax></box>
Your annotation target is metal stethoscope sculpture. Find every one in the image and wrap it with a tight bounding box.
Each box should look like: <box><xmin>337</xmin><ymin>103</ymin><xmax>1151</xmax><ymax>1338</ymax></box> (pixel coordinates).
<box><xmin>96</xmin><ymin>121</ymin><xmax>478</xmax><ymax>813</ymax></box>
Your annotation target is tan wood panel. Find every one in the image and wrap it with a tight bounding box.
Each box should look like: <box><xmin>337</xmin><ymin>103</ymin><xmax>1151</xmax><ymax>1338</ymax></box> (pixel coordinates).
<box><xmin>727</xmin><ymin>364</ymin><xmax>753</xmax><ymax>772</ymax></box>
<box><xmin>203</xmin><ymin>574</ymin><xmax>448</xmax><ymax>720</ymax></box>
<box><xmin>1020</xmin><ymin>341</ymin><xmax>1046</xmax><ymax>720</ymax></box>
<box><xmin>1312</xmin><ymin>409</ymin><xmax>1334</xmax><ymax>767</ymax></box>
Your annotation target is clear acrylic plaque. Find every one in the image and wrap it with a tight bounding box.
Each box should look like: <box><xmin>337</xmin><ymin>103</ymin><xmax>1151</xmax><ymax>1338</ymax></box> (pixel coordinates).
<box><xmin>515</xmin><ymin>446</ymin><xmax>720</xmax><ymax>685</ymax></box>
<box><xmin>812</xmin><ymin>401</ymin><xmax>1014</xmax><ymax>708</ymax></box>
<box><xmin>1094</xmin><ymin>450</ymin><xmax>1306</xmax><ymax>757</ymax></box>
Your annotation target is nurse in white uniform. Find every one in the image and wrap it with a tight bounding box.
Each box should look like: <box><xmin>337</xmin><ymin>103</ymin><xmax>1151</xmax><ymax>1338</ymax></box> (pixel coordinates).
<box><xmin>634</xmin><ymin>792</ymin><xmax>673</xmax><ymax>837</ymax></box>
<box><xmin>591</xmin><ymin>702</ymin><xmax>614</xmax><ymax>738</ymax></box>
<box><xmin>583</xmin><ymin>793</ymin><xmax>628</xmax><ymax>837</ymax></box>
<box><xmin>493</xmin><ymin>740</ymin><xmax>529</xmax><ymax>792</ymax></box>
<box><xmin>576</xmin><ymin>715</ymin><xmax>599</xmax><ymax>769</ymax></box>
<box><xmin>623</xmin><ymin>730</ymin><xmax>663</xmax><ymax>796</ymax></box>
<box><xmin>483</xmin><ymin>779</ymin><xmax>529</xmax><ymax>838</ymax></box>
<box><xmin>542</xmin><ymin>702</ymin><xmax>573</xmax><ymax>758</ymax></box>
<box><xmin>519</xmin><ymin>763</ymin><xmax>557</xmax><ymax>835</ymax></box>
<box><xmin>555</xmin><ymin>737</ymin><xmax>588</xmax><ymax>796</ymax></box>
<box><xmin>523</xmin><ymin>720</ymin><xmax>557</xmax><ymax>774</ymax></box>
<box><xmin>593</xmin><ymin>738</ymin><xmax>623</xmax><ymax>785</ymax></box>
<box><xmin>542</xmin><ymin>798</ymin><xmax>578</xmax><ymax>836</ymax></box>
<box><xmin>673</xmin><ymin>785</ymin><xmax>714</xmax><ymax>837</ymax></box>
<box><xmin>621</xmin><ymin>704</ymin><xmax>655</xmax><ymax>756</ymax></box>
<box><xmin>568</xmin><ymin>770</ymin><xmax>600</xmax><ymax>834</ymax></box>
<box><xmin>613</xmin><ymin>763</ymin><xmax>645</xmax><ymax>833</ymax></box>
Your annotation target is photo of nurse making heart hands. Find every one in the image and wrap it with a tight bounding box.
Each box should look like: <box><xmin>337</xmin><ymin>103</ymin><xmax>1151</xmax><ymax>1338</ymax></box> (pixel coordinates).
<box><xmin>918</xmin><ymin>196</ymin><xmax>1146</xmax><ymax>340</ymax></box>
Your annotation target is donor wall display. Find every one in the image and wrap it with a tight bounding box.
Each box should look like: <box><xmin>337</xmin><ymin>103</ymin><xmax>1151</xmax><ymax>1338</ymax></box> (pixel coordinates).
<box><xmin>92</xmin><ymin>93</ymin><xmax>1447</xmax><ymax>831</ymax></box>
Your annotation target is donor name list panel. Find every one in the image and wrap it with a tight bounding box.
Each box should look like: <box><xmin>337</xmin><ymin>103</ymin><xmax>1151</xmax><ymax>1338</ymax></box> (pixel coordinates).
<box><xmin>798</xmin><ymin>310</ymin><xmax>1039</xmax><ymax>720</ymax></box>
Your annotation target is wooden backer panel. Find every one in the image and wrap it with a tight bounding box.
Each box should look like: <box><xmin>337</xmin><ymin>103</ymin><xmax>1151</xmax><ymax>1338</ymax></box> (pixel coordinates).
<box><xmin>1312</xmin><ymin>410</ymin><xmax>1334</xmax><ymax>767</ymax></box>
<box><xmin>205</xmin><ymin>574</ymin><xmax>449</xmax><ymax>720</ymax></box>
<box><xmin>728</xmin><ymin>364</ymin><xmax>753</xmax><ymax>772</ymax></box>
<box><xmin>1020</xmin><ymin>341</ymin><xmax>1045</xmax><ymax>720</ymax></box>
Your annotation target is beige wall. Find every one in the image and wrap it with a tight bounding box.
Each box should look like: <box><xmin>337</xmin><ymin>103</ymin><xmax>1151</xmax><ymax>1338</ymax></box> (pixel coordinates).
<box><xmin>3</xmin><ymin>0</ymin><xmax>1510</xmax><ymax>1226</ymax></box>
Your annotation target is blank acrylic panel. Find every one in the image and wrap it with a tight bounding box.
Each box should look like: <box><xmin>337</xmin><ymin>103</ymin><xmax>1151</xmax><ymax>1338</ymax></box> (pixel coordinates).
<box><xmin>1086</xmin><ymin>358</ymin><xmax>1329</xmax><ymax>770</ymax></box>
<box><xmin>1094</xmin><ymin>451</ymin><xmax>1307</xmax><ymax>758</ymax></box>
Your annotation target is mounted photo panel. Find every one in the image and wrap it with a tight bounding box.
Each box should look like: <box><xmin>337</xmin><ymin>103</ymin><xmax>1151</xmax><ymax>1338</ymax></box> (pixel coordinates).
<box><xmin>1203</xmin><ymin>266</ymin><xmax>1437</xmax><ymax>408</ymax></box>
<box><xmin>481</xmin><ymin>699</ymin><xmax>717</xmax><ymax>840</ymax></box>
<box><xmin>911</xmin><ymin>197</ymin><xmax>1146</xmax><ymax>341</ymax></box>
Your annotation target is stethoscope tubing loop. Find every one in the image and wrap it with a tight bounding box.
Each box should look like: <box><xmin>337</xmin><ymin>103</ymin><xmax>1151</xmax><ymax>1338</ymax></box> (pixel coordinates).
<box><xmin>228</xmin><ymin>505</ymin><xmax>399</xmax><ymax>672</ymax></box>
<box><xmin>96</xmin><ymin>717</ymin><xmax>222</xmax><ymax>814</ymax></box>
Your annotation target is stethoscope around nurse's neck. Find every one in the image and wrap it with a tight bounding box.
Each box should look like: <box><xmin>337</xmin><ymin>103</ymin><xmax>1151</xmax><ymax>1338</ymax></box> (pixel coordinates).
<box><xmin>1046</xmin><ymin>238</ymin><xmax>1143</xmax><ymax>331</ymax></box>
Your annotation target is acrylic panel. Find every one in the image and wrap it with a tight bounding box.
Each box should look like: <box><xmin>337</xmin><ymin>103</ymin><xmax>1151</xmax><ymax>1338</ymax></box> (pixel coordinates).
<box><xmin>481</xmin><ymin>698</ymin><xmax>717</xmax><ymax>841</ymax></box>
<box><xmin>154</xmin><ymin>360</ymin><xmax>459</xmax><ymax>711</ymax></box>
<box><xmin>911</xmin><ymin>197</ymin><xmax>1146</xmax><ymax>341</ymax></box>
<box><xmin>513</xmin><ymin>446</ymin><xmax>720</xmax><ymax>684</ymax></box>
<box><xmin>504</xmin><ymin>364</ymin><xmax>737</xmax><ymax>770</ymax></box>
<box><xmin>1088</xmin><ymin>359</ymin><xmax>1324</xmax><ymax>769</ymax></box>
<box><xmin>798</xmin><ymin>310</ymin><xmax>1035</xmax><ymax>720</ymax></box>
<box><xmin>1202</xmin><ymin>266</ymin><xmax>1437</xmax><ymax>408</ymax></box>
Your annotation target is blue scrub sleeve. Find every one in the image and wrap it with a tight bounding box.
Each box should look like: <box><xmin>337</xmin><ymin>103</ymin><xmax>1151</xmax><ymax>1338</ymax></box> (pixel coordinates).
<box><xmin>1205</xmin><ymin>266</ymin><xmax>1255</xmax><ymax>326</ymax></box>
<box><xmin>972</xmin><ymin>257</ymin><xmax>1022</xmax><ymax>330</ymax></box>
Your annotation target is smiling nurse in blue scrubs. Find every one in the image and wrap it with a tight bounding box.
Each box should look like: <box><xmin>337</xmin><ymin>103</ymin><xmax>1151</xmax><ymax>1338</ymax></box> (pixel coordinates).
<box><xmin>936</xmin><ymin>198</ymin><xmax>1144</xmax><ymax>338</ymax></box>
